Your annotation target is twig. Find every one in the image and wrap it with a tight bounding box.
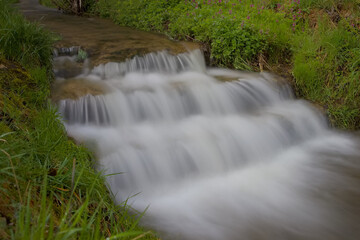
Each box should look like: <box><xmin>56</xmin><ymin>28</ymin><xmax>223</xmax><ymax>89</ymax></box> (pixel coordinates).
<box><xmin>131</xmin><ymin>231</ymin><xmax>152</xmax><ymax>240</ymax></box>
<box><xmin>259</xmin><ymin>54</ymin><xmax>264</xmax><ymax>72</ymax></box>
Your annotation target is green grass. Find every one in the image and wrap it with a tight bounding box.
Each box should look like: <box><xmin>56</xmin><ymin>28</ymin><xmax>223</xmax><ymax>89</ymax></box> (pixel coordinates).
<box><xmin>292</xmin><ymin>16</ymin><xmax>360</xmax><ymax>128</ymax></box>
<box><xmin>92</xmin><ymin>0</ymin><xmax>360</xmax><ymax>129</ymax></box>
<box><xmin>0</xmin><ymin>1</ymin><xmax>158</xmax><ymax>239</ymax></box>
<box><xmin>0</xmin><ymin>0</ymin><xmax>55</xmax><ymax>70</ymax></box>
<box><xmin>39</xmin><ymin>0</ymin><xmax>57</xmax><ymax>8</ymax></box>
<box><xmin>0</xmin><ymin>110</ymin><xmax>155</xmax><ymax>239</ymax></box>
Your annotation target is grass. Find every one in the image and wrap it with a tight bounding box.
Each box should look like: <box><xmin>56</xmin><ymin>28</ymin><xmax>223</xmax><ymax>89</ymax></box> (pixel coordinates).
<box><xmin>39</xmin><ymin>0</ymin><xmax>57</xmax><ymax>8</ymax></box>
<box><xmin>0</xmin><ymin>0</ymin><xmax>55</xmax><ymax>70</ymax></box>
<box><xmin>0</xmin><ymin>1</ymin><xmax>158</xmax><ymax>239</ymax></box>
<box><xmin>91</xmin><ymin>0</ymin><xmax>360</xmax><ymax>129</ymax></box>
<box><xmin>292</xmin><ymin>16</ymin><xmax>360</xmax><ymax>128</ymax></box>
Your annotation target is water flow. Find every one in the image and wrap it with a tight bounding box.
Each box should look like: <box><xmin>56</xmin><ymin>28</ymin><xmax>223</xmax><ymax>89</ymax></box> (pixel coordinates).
<box><xmin>60</xmin><ymin>50</ymin><xmax>360</xmax><ymax>240</ymax></box>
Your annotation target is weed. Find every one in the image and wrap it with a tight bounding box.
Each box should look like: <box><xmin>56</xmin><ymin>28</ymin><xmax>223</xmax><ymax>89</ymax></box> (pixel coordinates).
<box><xmin>76</xmin><ymin>49</ymin><xmax>88</xmax><ymax>62</ymax></box>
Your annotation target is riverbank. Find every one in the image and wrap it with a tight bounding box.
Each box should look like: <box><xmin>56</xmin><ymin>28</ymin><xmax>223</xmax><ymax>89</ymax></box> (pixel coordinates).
<box><xmin>84</xmin><ymin>0</ymin><xmax>360</xmax><ymax>130</ymax></box>
<box><xmin>0</xmin><ymin>1</ymin><xmax>156</xmax><ymax>238</ymax></box>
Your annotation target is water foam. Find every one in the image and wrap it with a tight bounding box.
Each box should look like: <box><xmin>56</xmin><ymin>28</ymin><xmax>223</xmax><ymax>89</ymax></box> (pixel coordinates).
<box><xmin>60</xmin><ymin>50</ymin><xmax>360</xmax><ymax>240</ymax></box>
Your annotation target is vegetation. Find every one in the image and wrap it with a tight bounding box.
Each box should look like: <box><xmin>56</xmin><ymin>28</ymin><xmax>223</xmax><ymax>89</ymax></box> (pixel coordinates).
<box><xmin>39</xmin><ymin>0</ymin><xmax>57</xmax><ymax>8</ymax></box>
<box><xmin>88</xmin><ymin>0</ymin><xmax>360</xmax><ymax>129</ymax></box>
<box><xmin>0</xmin><ymin>1</ymin><xmax>157</xmax><ymax>239</ymax></box>
<box><xmin>41</xmin><ymin>0</ymin><xmax>96</xmax><ymax>14</ymax></box>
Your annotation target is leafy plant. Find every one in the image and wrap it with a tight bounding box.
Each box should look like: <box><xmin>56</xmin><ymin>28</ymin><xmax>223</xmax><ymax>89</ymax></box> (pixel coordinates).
<box><xmin>76</xmin><ymin>48</ymin><xmax>88</xmax><ymax>62</ymax></box>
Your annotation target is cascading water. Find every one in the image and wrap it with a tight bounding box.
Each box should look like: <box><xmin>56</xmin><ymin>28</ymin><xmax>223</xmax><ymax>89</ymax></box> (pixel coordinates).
<box><xmin>58</xmin><ymin>50</ymin><xmax>360</xmax><ymax>240</ymax></box>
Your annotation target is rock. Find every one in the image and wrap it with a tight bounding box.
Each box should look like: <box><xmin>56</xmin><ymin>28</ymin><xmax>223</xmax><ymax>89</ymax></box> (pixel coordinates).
<box><xmin>51</xmin><ymin>78</ymin><xmax>107</xmax><ymax>102</ymax></box>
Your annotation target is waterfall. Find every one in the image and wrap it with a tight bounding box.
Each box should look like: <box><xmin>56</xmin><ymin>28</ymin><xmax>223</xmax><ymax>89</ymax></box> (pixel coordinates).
<box><xmin>60</xmin><ymin>50</ymin><xmax>360</xmax><ymax>240</ymax></box>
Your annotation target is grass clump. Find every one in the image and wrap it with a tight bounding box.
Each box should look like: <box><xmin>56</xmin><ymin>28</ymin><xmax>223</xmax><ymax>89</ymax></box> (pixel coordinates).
<box><xmin>0</xmin><ymin>0</ymin><xmax>55</xmax><ymax>70</ymax></box>
<box><xmin>0</xmin><ymin>1</ymin><xmax>157</xmax><ymax>239</ymax></box>
<box><xmin>93</xmin><ymin>0</ymin><xmax>360</xmax><ymax>129</ymax></box>
<box><xmin>292</xmin><ymin>17</ymin><xmax>360</xmax><ymax>128</ymax></box>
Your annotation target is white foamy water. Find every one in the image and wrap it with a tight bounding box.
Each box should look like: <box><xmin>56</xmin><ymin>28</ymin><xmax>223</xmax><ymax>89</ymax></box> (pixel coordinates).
<box><xmin>59</xmin><ymin>50</ymin><xmax>360</xmax><ymax>240</ymax></box>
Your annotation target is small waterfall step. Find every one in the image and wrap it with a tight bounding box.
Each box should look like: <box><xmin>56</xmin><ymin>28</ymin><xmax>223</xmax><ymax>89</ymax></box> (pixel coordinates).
<box><xmin>61</xmin><ymin>50</ymin><xmax>360</xmax><ymax>240</ymax></box>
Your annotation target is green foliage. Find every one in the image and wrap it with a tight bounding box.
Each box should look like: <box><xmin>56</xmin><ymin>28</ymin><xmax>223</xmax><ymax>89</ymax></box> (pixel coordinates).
<box><xmin>298</xmin><ymin>0</ymin><xmax>359</xmax><ymax>10</ymax></box>
<box><xmin>98</xmin><ymin>0</ymin><xmax>295</xmax><ymax>69</ymax></box>
<box><xmin>0</xmin><ymin>111</ymin><xmax>155</xmax><ymax>239</ymax></box>
<box><xmin>76</xmin><ymin>49</ymin><xmax>88</xmax><ymax>62</ymax></box>
<box><xmin>93</xmin><ymin>0</ymin><xmax>118</xmax><ymax>18</ymax></box>
<box><xmin>39</xmin><ymin>0</ymin><xmax>57</xmax><ymax>8</ymax></box>
<box><xmin>0</xmin><ymin>0</ymin><xmax>55</xmax><ymax>70</ymax></box>
<box><xmin>292</xmin><ymin>17</ymin><xmax>360</xmax><ymax>129</ymax></box>
<box><xmin>99</xmin><ymin>0</ymin><xmax>181</xmax><ymax>31</ymax></box>
<box><xmin>211</xmin><ymin>20</ymin><xmax>267</xmax><ymax>69</ymax></box>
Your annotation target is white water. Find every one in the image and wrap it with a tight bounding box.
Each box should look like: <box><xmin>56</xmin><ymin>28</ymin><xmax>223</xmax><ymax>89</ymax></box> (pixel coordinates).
<box><xmin>59</xmin><ymin>50</ymin><xmax>360</xmax><ymax>240</ymax></box>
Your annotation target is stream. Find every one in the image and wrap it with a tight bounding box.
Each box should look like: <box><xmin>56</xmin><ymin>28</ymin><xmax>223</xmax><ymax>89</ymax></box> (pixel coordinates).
<box><xmin>20</xmin><ymin>1</ymin><xmax>360</xmax><ymax>240</ymax></box>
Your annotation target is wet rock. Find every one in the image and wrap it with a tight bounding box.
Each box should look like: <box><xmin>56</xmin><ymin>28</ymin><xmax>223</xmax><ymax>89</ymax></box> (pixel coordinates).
<box><xmin>53</xmin><ymin>56</ymin><xmax>85</xmax><ymax>79</ymax></box>
<box><xmin>51</xmin><ymin>78</ymin><xmax>107</xmax><ymax>102</ymax></box>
